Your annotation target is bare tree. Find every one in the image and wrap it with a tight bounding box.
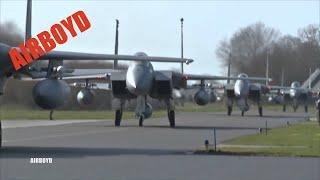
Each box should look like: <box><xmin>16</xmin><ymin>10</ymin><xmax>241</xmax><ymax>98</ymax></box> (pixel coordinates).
<box><xmin>216</xmin><ymin>22</ymin><xmax>320</xmax><ymax>85</ymax></box>
<box><xmin>216</xmin><ymin>22</ymin><xmax>280</xmax><ymax>77</ymax></box>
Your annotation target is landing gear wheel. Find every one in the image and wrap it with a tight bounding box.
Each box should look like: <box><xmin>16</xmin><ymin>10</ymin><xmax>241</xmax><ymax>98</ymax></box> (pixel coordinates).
<box><xmin>293</xmin><ymin>107</ymin><xmax>297</xmax><ymax>112</ymax></box>
<box><xmin>241</xmin><ymin>111</ymin><xmax>244</xmax><ymax>116</ymax></box>
<box><xmin>304</xmin><ymin>106</ymin><xmax>308</xmax><ymax>113</ymax></box>
<box><xmin>227</xmin><ymin>106</ymin><xmax>232</xmax><ymax>116</ymax></box>
<box><xmin>0</xmin><ymin>121</ymin><xmax>2</xmax><ymax>149</ymax></box>
<box><xmin>115</xmin><ymin>110</ymin><xmax>122</xmax><ymax>126</ymax></box>
<box><xmin>283</xmin><ymin>105</ymin><xmax>286</xmax><ymax>112</ymax></box>
<box><xmin>49</xmin><ymin>110</ymin><xmax>54</xmax><ymax>120</ymax></box>
<box><xmin>139</xmin><ymin>116</ymin><xmax>144</xmax><ymax>127</ymax></box>
<box><xmin>259</xmin><ymin>107</ymin><xmax>263</xmax><ymax>117</ymax></box>
<box><xmin>168</xmin><ymin>110</ymin><xmax>175</xmax><ymax>128</ymax></box>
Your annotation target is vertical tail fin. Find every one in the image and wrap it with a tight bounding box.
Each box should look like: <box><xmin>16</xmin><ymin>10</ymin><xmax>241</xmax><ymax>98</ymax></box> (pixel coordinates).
<box><xmin>265</xmin><ymin>50</ymin><xmax>269</xmax><ymax>86</ymax></box>
<box><xmin>281</xmin><ymin>68</ymin><xmax>284</xmax><ymax>87</ymax></box>
<box><xmin>227</xmin><ymin>52</ymin><xmax>231</xmax><ymax>84</ymax></box>
<box><xmin>309</xmin><ymin>67</ymin><xmax>312</xmax><ymax>89</ymax></box>
<box><xmin>180</xmin><ymin>18</ymin><xmax>184</xmax><ymax>74</ymax></box>
<box><xmin>113</xmin><ymin>19</ymin><xmax>119</xmax><ymax>69</ymax></box>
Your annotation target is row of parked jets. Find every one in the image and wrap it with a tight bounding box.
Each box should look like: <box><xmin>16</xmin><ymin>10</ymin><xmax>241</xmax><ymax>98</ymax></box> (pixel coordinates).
<box><xmin>0</xmin><ymin>0</ymin><xmax>315</xmax><ymax>148</ymax></box>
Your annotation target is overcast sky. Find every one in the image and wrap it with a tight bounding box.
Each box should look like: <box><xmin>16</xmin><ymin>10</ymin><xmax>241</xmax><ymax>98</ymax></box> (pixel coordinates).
<box><xmin>0</xmin><ymin>0</ymin><xmax>318</xmax><ymax>76</ymax></box>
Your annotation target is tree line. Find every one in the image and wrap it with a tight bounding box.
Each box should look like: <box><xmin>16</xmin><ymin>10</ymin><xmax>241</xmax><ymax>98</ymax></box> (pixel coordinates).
<box><xmin>216</xmin><ymin>22</ymin><xmax>320</xmax><ymax>86</ymax></box>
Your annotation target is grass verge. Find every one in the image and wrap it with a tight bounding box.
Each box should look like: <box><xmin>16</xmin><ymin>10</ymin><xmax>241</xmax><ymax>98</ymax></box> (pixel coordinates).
<box><xmin>197</xmin><ymin>121</ymin><xmax>320</xmax><ymax>157</ymax></box>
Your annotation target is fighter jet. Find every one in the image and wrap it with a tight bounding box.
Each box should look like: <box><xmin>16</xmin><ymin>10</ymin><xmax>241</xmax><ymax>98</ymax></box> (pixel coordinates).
<box><xmin>0</xmin><ymin>0</ymin><xmax>193</xmax><ymax>148</ymax></box>
<box><xmin>222</xmin><ymin>51</ymin><xmax>272</xmax><ymax>116</ymax></box>
<box><xmin>220</xmin><ymin>74</ymin><xmax>270</xmax><ymax>116</ymax></box>
<box><xmin>269</xmin><ymin>81</ymin><xmax>313</xmax><ymax>112</ymax></box>
<box><xmin>69</xmin><ymin>19</ymin><xmax>248</xmax><ymax>127</ymax></box>
<box><xmin>267</xmin><ymin>68</ymin><xmax>316</xmax><ymax>112</ymax></box>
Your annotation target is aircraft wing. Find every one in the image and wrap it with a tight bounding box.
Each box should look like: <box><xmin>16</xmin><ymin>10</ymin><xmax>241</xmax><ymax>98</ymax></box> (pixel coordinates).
<box><xmin>18</xmin><ymin>68</ymin><xmax>119</xmax><ymax>81</ymax></box>
<box><xmin>183</xmin><ymin>74</ymin><xmax>236</xmax><ymax>81</ymax></box>
<box><xmin>38</xmin><ymin>51</ymin><xmax>194</xmax><ymax>64</ymax></box>
<box><xmin>268</xmin><ymin>85</ymin><xmax>302</xmax><ymax>91</ymax></box>
<box><xmin>244</xmin><ymin>77</ymin><xmax>272</xmax><ymax>81</ymax></box>
<box><xmin>268</xmin><ymin>85</ymin><xmax>288</xmax><ymax>90</ymax></box>
<box><xmin>183</xmin><ymin>74</ymin><xmax>271</xmax><ymax>81</ymax></box>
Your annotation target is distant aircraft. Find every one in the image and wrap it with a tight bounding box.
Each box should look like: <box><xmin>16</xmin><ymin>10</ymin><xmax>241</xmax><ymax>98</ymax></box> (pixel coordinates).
<box><xmin>224</xmin><ymin>73</ymin><xmax>270</xmax><ymax>116</ymax></box>
<box><xmin>267</xmin><ymin>68</ymin><xmax>316</xmax><ymax>112</ymax></box>
<box><xmin>221</xmin><ymin>52</ymin><xmax>271</xmax><ymax>116</ymax></box>
<box><xmin>269</xmin><ymin>81</ymin><xmax>313</xmax><ymax>112</ymax></box>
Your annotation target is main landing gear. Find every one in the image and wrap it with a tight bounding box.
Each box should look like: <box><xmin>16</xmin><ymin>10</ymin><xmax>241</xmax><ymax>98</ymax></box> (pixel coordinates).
<box><xmin>282</xmin><ymin>104</ymin><xmax>286</xmax><ymax>112</ymax></box>
<box><xmin>168</xmin><ymin>110</ymin><xmax>175</xmax><ymax>127</ymax></box>
<box><xmin>0</xmin><ymin>121</ymin><xmax>2</xmax><ymax>149</ymax></box>
<box><xmin>257</xmin><ymin>100</ymin><xmax>263</xmax><ymax>117</ymax></box>
<box><xmin>227</xmin><ymin>106</ymin><xmax>232</xmax><ymax>116</ymax></box>
<box><xmin>114</xmin><ymin>99</ymin><xmax>124</xmax><ymax>127</ymax></box>
<box><xmin>49</xmin><ymin>110</ymin><xmax>54</xmax><ymax>120</ymax></box>
<box><xmin>115</xmin><ymin>109</ymin><xmax>123</xmax><ymax>126</ymax></box>
<box><xmin>227</xmin><ymin>98</ymin><xmax>233</xmax><ymax>116</ymax></box>
<box><xmin>166</xmin><ymin>98</ymin><xmax>175</xmax><ymax>128</ymax></box>
<box><xmin>258</xmin><ymin>107</ymin><xmax>263</xmax><ymax>117</ymax></box>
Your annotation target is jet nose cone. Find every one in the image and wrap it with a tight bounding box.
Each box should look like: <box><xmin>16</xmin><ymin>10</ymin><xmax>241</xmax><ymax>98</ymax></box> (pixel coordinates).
<box><xmin>126</xmin><ymin>62</ymin><xmax>154</xmax><ymax>95</ymax></box>
<box><xmin>234</xmin><ymin>81</ymin><xmax>248</xmax><ymax>97</ymax></box>
<box><xmin>131</xmin><ymin>79</ymin><xmax>150</xmax><ymax>95</ymax></box>
<box><xmin>290</xmin><ymin>89</ymin><xmax>299</xmax><ymax>98</ymax></box>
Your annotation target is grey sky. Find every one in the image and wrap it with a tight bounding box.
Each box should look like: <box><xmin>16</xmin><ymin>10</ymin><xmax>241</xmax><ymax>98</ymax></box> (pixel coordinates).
<box><xmin>0</xmin><ymin>0</ymin><xmax>318</xmax><ymax>76</ymax></box>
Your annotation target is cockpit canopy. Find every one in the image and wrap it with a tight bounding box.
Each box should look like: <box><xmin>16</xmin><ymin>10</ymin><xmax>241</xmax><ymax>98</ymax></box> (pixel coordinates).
<box><xmin>134</xmin><ymin>52</ymin><xmax>148</xmax><ymax>57</ymax></box>
<box><xmin>238</xmin><ymin>73</ymin><xmax>248</xmax><ymax>78</ymax></box>
<box><xmin>291</xmin><ymin>81</ymin><xmax>300</xmax><ymax>88</ymax></box>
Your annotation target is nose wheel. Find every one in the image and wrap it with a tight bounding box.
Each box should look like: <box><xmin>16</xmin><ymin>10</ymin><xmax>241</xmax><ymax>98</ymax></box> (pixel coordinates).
<box><xmin>139</xmin><ymin>115</ymin><xmax>144</xmax><ymax>127</ymax></box>
<box><xmin>241</xmin><ymin>111</ymin><xmax>245</xmax><ymax>116</ymax></box>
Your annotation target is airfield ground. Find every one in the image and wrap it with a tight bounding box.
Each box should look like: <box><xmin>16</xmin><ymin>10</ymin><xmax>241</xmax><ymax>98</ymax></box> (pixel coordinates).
<box><xmin>0</xmin><ymin>110</ymin><xmax>319</xmax><ymax>180</ymax></box>
<box><xmin>0</xmin><ymin>102</ymin><xmax>315</xmax><ymax>120</ymax></box>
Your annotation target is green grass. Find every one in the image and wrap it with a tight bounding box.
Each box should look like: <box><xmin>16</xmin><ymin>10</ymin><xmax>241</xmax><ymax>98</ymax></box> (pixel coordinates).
<box><xmin>217</xmin><ymin>121</ymin><xmax>320</xmax><ymax>157</ymax></box>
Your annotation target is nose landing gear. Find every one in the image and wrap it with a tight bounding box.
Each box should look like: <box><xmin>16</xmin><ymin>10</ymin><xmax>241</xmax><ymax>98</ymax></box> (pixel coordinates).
<box><xmin>139</xmin><ymin>115</ymin><xmax>144</xmax><ymax>127</ymax></box>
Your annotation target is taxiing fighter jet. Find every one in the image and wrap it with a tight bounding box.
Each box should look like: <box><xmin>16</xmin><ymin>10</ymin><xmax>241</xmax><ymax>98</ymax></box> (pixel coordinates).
<box><xmin>269</xmin><ymin>81</ymin><xmax>313</xmax><ymax>112</ymax></box>
<box><xmin>224</xmin><ymin>73</ymin><xmax>270</xmax><ymax>116</ymax></box>
<box><xmin>0</xmin><ymin>0</ymin><xmax>193</xmax><ymax>148</ymax></box>
<box><xmin>70</xmin><ymin>19</ymin><xmax>249</xmax><ymax>128</ymax></box>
